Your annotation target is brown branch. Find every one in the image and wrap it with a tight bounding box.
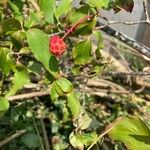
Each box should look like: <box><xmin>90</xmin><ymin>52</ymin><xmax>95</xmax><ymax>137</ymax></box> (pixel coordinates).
<box><xmin>40</xmin><ymin>118</ymin><xmax>50</xmax><ymax>150</ymax></box>
<box><xmin>27</xmin><ymin>0</ymin><xmax>40</xmax><ymax>11</ymax></box>
<box><xmin>0</xmin><ymin>129</ymin><xmax>27</xmax><ymax>148</ymax></box>
<box><xmin>8</xmin><ymin>91</ymin><xmax>50</xmax><ymax>101</ymax></box>
<box><xmin>32</xmin><ymin>117</ymin><xmax>45</xmax><ymax>150</ymax></box>
<box><xmin>87</xmin><ymin>124</ymin><xmax>114</xmax><ymax>150</ymax></box>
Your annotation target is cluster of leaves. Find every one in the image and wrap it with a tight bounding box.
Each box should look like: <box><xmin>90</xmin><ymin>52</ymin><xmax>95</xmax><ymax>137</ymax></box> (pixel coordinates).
<box><xmin>0</xmin><ymin>0</ymin><xmax>150</xmax><ymax>150</ymax></box>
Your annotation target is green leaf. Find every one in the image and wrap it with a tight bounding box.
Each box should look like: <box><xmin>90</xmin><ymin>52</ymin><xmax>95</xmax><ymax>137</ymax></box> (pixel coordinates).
<box><xmin>66</xmin><ymin>6</ymin><xmax>90</xmax><ymax>25</ymax></box>
<box><xmin>39</xmin><ymin>0</ymin><xmax>55</xmax><ymax>23</ymax></box>
<box><xmin>86</xmin><ymin>0</ymin><xmax>102</xmax><ymax>9</ymax></box>
<box><xmin>26</xmin><ymin>29</ymin><xmax>59</xmax><ymax>77</ymax></box>
<box><xmin>7</xmin><ymin>65</ymin><xmax>30</xmax><ymax>96</ymax></box>
<box><xmin>69</xmin><ymin>132</ymin><xmax>84</xmax><ymax>150</ymax></box>
<box><xmin>51</xmin><ymin>82</ymin><xmax>59</xmax><ymax>101</ymax></box>
<box><xmin>50</xmin><ymin>78</ymin><xmax>73</xmax><ymax>101</ymax></box>
<box><xmin>76</xmin><ymin>132</ymin><xmax>98</xmax><ymax>147</ymax></box>
<box><xmin>24</xmin><ymin>11</ymin><xmax>43</xmax><ymax>28</ymax></box>
<box><xmin>101</xmin><ymin>0</ymin><xmax>110</xmax><ymax>8</ymax></box>
<box><xmin>69</xmin><ymin>131</ymin><xmax>97</xmax><ymax>149</ymax></box>
<box><xmin>66</xmin><ymin>6</ymin><xmax>96</xmax><ymax>35</ymax></box>
<box><xmin>21</xmin><ymin>133</ymin><xmax>40</xmax><ymax>149</ymax></box>
<box><xmin>56</xmin><ymin>77</ymin><xmax>73</xmax><ymax>93</ymax></box>
<box><xmin>0</xmin><ymin>18</ymin><xmax>21</xmax><ymax>36</ymax></box>
<box><xmin>8</xmin><ymin>0</ymin><xmax>23</xmax><ymax>20</ymax></box>
<box><xmin>93</xmin><ymin>31</ymin><xmax>104</xmax><ymax>50</ymax></box>
<box><xmin>72</xmin><ymin>40</ymin><xmax>93</xmax><ymax>65</ymax></box>
<box><xmin>77</xmin><ymin>113</ymin><xmax>93</xmax><ymax>130</ymax></box>
<box><xmin>92</xmin><ymin>31</ymin><xmax>104</xmax><ymax>60</ymax></box>
<box><xmin>67</xmin><ymin>92</ymin><xmax>81</xmax><ymax>118</ymax></box>
<box><xmin>55</xmin><ymin>0</ymin><xmax>72</xmax><ymax>20</ymax></box>
<box><xmin>86</xmin><ymin>0</ymin><xmax>110</xmax><ymax>9</ymax></box>
<box><xmin>0</xmin><ymin>47</ymin><xmax>11</xmax><ymax>76</ymax></box>
<box><xmin>109</xmin><ymin>116</ymin><xmax>150</xmax><ymax>150</ymax></box>
<box><xmin>71</xmin><ymin>65</ymin><xmax>80</xmax><ymax>75</ymax></box>
<box><xmin>11</xmin><ymin>30</ymin><xmax>26</xmax><ymax>49</ymax></box>
<box><xmin>0</xmin><ymin>97</ymin><xmax>9</xmax><ymax>117</ymax></box>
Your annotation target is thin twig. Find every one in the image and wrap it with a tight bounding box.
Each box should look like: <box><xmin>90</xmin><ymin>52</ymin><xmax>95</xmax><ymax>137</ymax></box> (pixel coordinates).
<box><xmin>28</xmin><ymin>0</ymin><xmax>40</xmax><ymax>11</ymax></box>
<box><xmin>32</xmin><ymin>116</ymin><xmax>45</xmax><ymax>150</ymax></box>
<box><xmin>40</xmin><ymin>118</ymin><xmax>50</xmax><ymax>150</ymax></box>
<box><xmin>0</xmin><ymin>129</ymin><xmax>27</xmax><ymax>148</ymax></box>
<box><xmin>87</xmin><ymin>126</ymin><xmax>114</xmax><ymax>150</ymax></box>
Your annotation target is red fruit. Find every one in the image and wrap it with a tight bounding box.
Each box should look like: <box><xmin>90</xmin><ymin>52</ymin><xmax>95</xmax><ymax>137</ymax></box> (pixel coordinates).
<box><xmin>49</xmin><ymin>36</ymin><xmax>66</xmax><ymax>56</ymax></box>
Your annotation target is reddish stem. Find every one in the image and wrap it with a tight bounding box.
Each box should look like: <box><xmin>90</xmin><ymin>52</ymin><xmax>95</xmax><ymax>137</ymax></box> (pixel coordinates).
<box><xmin>61</xmin><ymin>15</ymin><xmax>94</xmax><ymax>40</ymax></box>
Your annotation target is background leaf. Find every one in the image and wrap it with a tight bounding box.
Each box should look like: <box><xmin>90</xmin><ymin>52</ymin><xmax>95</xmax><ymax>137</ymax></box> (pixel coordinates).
<box><xmin>0</xmin><ymin>97</ymin><xmax>9</xmax><ymax>117</ymax></box>
<box><xmin>86</xmin><ymin>0</ymin><xmax>102</xmax><ymax>9</ymax></box>
<box><xmin>86</xmin><ymin>0</ymin><xmax>110</xmax><ymax>9</ymax></box>
<box><xmin>0</xmin><ymin>47</ymin><xmax>11</xmax><ymax>76</ymax></box>
<box><xmin>109</xmin><ymin>116</ymin><xmax>150</xmax><ymax>150</ymax></box>
<box><xmin>0</xmin><ymin>18</ymin><xmax>21</xmax><ymax>36</ymax></box>
<box><xmin>39</xmin><ymin>0</ymin><xmax>55</xmax><ymax>23</ymax></box>
<box><xmin>21</xmin><ymin>133</ymin><xmax>40</xmax><ymax>149</ymax></box>
<box><xmin>55</xmin><ymin>0</ymin><xmax>72</xmax><ymax>20</ymax></box>
<box><xmin>51</xmin><ymin>82</ymin><xmax>59</xmax><ymax>101</ymax></box>
<box><xmin>67</xmin><ymin>92</ymin><xmax>81</xmax><ymax>118</ymax></box>
<box><xmin>56</xmin><ymin>77</ymin><xmax>73</xmax><ymax>93</ymax></box>
<box><xmin>69</xmin><ymin>131</ymin><xmax>97</xmax><ymax>149</ymax></box>
<box><xmin>26</xmin><ymin>29</ymin><xmax>59</xmax><ymax>77</ymax></box>
<box><xmin>7</xmin><ymin>65</ymin><xmax>30</xmax><ymax>96</ymax></box>
<box><xmin>72</xmin><ymin>40</ymin><xmax>93</xmax><ymax>65</ymax></box>
<box><xmin>66</xmin><ymin>6</ymin><xmax>96</xmax><ymax>35</ymax></box>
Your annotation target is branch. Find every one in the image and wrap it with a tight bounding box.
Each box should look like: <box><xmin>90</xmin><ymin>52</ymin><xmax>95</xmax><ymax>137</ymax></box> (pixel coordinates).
<box><xmin>27</xmin><ymin>0</ymin><xmax>40</xmax><ymax>11</ymax></box>
<box><xmin>40</xmin><ymin>118</ymin><xmax>50</xmax><ymax>150</ymax></box>
<box><xmin>8</xmin><ymin>91</ymin><xmax>49</xmax><ymax>101</ymax></box>
<box><xmin>87</xmin><ymin>125</ymin><xmax>114</xmax><ymax>150</ymax></box>
<box><xmin>0</xmin><ymin>129</ymin><xmax>27</xmax><ymax>148</ymax></box>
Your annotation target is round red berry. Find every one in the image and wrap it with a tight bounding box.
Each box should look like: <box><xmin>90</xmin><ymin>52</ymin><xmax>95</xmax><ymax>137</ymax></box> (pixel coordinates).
<box><xmin>49</xmin><ymin>36</ymin><xmax>66</xmax><ymax>56</ymax></box>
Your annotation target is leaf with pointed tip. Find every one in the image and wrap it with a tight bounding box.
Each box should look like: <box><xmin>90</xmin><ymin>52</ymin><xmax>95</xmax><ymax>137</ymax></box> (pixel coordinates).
<box><xmin>109</xmin><ymin>116</ymin><xmax>150</xmax><ymax>150</ymax></box>
<box><xmin>56</xmin><ymin>77</ymin><xmax>73</xmax><ymax>93</ymax></box>
<box><xmin>67</xmin><ymin>92</ymin><xmax>81</xmax><ymax>118</ymax></box>
<box><xmin>66</xmin><ymin>6</ymin><xmax>96</xmax><ymax>35</ymax></box>
<box><xmin>55</xmin><ymin>0</ymin><xmax>72</xmax><ymax>20</ymax></box>
<box><xmin>72</xmin><ymin>40</ymin><xmax>92</xmax><ymax>65</ymax></box>
<box><xmin>26</xmin><ymin>29</ymin><xmax>59</xmax><ymax>77</ymax></box>
<box><xmin>0</xmin><ymin>18</ymin><xmax>21</xmax><ymax>36</ymax></box>
<box><xmin>51</xmin><ymin>82</ymin><xmax>59</xmax><ymax>101</ymax></box>
<box><xmin>7</xmin><ymin>65</ymin><xmax>30</xmax><ymax>96</ymax></box>
<box><xmin>39</xmin><ymin>0</ymin><xmax>55</xmax><ymax>23</ymax></box>
<box><xmin>69</xmin><ymin>131</ymin><xmax>97</xmax><ymax>149</ymax></box>
<box><xmin>0</xmin><ymin>47</ymin><xmax>11</xmax><ymax>76</ymax></box>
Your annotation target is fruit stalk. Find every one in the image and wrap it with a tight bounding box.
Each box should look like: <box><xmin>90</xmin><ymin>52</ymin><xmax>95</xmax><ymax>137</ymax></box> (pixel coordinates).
<box><xmin>61</xmin><ymin>15</ymin><xmax>94</xmax><ymax>40</ymax></box>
